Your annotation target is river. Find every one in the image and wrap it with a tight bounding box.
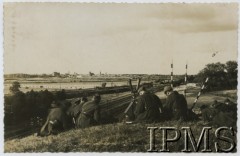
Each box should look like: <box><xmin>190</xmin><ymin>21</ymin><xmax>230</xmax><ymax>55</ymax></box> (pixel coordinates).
<box><xmin>4</xmin><ymin>81</ymin><xmax>143</xmax><ymax>94</ymax></box>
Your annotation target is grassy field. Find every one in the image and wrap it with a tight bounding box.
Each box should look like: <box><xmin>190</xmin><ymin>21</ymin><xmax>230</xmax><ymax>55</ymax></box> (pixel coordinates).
<box><xmin>4</xmin><ymin>89</ymin><xmax>237</xmax><ymax>153</ymax></box>
<box><xmin>4</xmin><ymin>121</ymin><xmax>237</xmax><ymax>152</ymax></box>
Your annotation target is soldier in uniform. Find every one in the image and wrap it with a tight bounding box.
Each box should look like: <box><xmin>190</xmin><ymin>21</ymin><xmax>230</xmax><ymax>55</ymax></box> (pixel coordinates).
<box><xmin>213</xmin><ymin>98</ymin><xmax>237</xmax><ymax>127</ymax></box>
<box><xmin>69</xmin><ymin>97</ymin><xmax>88</xmax><ymax>119</ymax></box>
<box><xmin>40</xmin><ymin>100</ymin><xmax>73</xmax><ymax>136</ymax></box>
<box><xmin>67</xmin><ymin>98</ymin><xmax>81</xmax><ymax>117</ymax></box>
<box><xmin>163</xmin><ymin>86</ymin><xmax>188</xmax><ymax>121</ymax></box>
<box><xmin>76</xmin><ymin>94</ymin><xmax>101</xmax><ymax>128</ymax></box>
<box><xmin>200</xmin><ymin>103</ymin><xmax>218</xmax><ymax>122</ymax></box>
<box><xmin>134</xmin><ymin>86</ymin><xmax>163</xmax><ymax>123</ymax></box>
<box><xmin>223</xmin><ymin>98</ymin><xmax>237</xmax><ymax>112</ymax></box>
<box><xmin>211</xmin><ymin>99</ymin><xmax>236</xmax><ymax>113</ymax></box>
<box><xmin>201</xmin><ymin>99</ymin><xmax>237</xmax><ymax>128</ymax></box>
<box><xmin>67</xmin><ymin>97</ymin><xmax>88</xmax><ymax>127</ymax></box>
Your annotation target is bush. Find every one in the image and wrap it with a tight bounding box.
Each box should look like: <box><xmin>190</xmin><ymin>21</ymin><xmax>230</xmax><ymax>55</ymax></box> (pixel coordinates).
<box><xmin>4</xmin><ymin>89</ymin><xmax>55</xmax><ymax>125</ymax></box>
<box><xmin>9</xmin><ymin>81</ymin><xmax>21</xmax><ymax>94</ymax></box>
<box><xmin>55</xmin><ymin>89</ymin><xmax>66</xmax><ymax>101</ymax></box>
<box><xmin>194</xmin><ymin>61</ymin><xmax>237</xmax><ymax>91</ymax></box>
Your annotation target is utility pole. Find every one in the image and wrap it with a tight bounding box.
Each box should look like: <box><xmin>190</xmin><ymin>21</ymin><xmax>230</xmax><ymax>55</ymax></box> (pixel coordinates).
<box><xmin>171</xmin><ymin>60</ymin><xmax>173</xmax><ymax>88</ymax></box>
<box><xmin>185</xmin><ymin>63</ymin><xmax>188</xmax><ymax>84</ymax></box>
<box><xmin>184</xmin><ymin>62</ymin><xmax>188</xmax><ymax>97</ymax></box>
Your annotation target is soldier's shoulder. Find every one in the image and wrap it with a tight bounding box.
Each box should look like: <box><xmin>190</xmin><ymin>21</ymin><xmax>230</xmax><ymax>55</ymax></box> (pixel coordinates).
<box><xmin>84</xmin><ymin>100</ymin><xmax>94</xmax><ymax>105</ymax></box>
<box><xmin>167</xmin><ymin>93</ymin><xmax>178</xmax><ymax>99</ymax></box>
<box><xmin>139</xmin><ymin>93</ymin><xmax>149</xmax><ymax>98</ymax></box>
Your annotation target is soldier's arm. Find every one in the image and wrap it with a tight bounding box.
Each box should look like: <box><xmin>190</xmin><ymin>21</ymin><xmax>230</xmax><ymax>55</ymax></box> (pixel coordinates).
<box><xmin>164</xmin><ymin>98</ymin><xmax>171</xmax><ymax>110</ymax></box>
<box><xmin>62</xmin><ymin>113</ymin><xmax>70</xmax><ymax>130</ymax></box>
<box><xmin>94</xmin><ymin>107</ymin><xmax>101</xmax><ymax>123</ymax></box>
<box><xmin>181</xmin><ymin>95</ymin><xmax>188</xmax><ymax>110</ymax></box>
<box><xmin>154</xmin><ymin>95</ymin><xmax>163</xmax><ymax>113</ymax></box>
<box><xmin>134</xmin><ymin>99</ymin><xmax>144</xmax><ymax>116</ymax></box>
<box><xmin>40</xmin><ymin>115</ymin><xmax>50</xmax><ymax>134</ymax></box>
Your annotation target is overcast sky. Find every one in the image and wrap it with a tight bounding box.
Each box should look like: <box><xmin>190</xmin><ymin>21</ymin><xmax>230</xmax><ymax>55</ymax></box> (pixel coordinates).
<box><xmin>4</xmin><ymin>3</ymin><xmax>238</xmax><ymax>75</ymax></box>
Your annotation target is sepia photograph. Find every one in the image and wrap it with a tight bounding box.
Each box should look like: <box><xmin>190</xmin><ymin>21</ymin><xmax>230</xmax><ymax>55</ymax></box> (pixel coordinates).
<box><xmin>2</xmin><ymin>1</ymin><xmax>239</xmax><ymax>153</ymax></box>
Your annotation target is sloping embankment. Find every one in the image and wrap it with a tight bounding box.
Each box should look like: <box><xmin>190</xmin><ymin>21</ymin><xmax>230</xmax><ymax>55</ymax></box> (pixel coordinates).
<box><xmin>4</xmin><ymin>121</ymin><xmax>236</xmax><ymax>153</ymax></box>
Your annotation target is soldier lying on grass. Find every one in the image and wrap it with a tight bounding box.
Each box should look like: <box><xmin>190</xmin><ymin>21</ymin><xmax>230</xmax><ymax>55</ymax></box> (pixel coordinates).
<box><xmin>39</xmin><ymin>101</ymin><xmax>74</xmax><ymax>136</ymax></box>
<box><xmin>200</xmin><ymin>99</ymin><xmax>237</xmax><ymax>128</ymax></box>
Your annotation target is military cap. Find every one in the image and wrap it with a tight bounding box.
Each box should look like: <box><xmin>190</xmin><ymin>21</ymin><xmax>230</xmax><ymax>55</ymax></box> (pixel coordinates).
<box><xmin>93</xmin><ymin>93</ymin><xmax>101</xmax><ymax>101</ymax></box>
<box><xmin>81</xmin><ymin>97</ymin><xmax>88</xmax><ymax>102</ymax></box>
<box><xmin>164</xmin><ymin>86</ymin><xmax>173</xmax><ymax>94</ymax></box>
<box><xmin>71</xmin><ymin>98</ymin><xmax>81</xmax><ymax>104</ymax></box>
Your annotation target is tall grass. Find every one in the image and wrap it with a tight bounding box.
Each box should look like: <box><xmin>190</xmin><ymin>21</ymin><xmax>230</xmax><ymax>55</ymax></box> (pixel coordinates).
<box><xmin>4</xmin><ymin>120</ymin><xmax>236</xmax><ymax>153</ymax></box>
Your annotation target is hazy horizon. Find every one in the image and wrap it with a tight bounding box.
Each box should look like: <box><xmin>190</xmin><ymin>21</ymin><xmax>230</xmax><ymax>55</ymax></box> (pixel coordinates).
<box><xmin>4</xmin><ymin>3</ymin><xmax>238</xmax><ymax>75</ymax></box>
<box><xmin>3</xmin><ymin>72</ymin><xmax>197</xmax><ymax>75</ymax></box>
<box><xmin>3</xmin><ymin>59</ymin><xmax>236</xmax><ymax>76</ymax></box>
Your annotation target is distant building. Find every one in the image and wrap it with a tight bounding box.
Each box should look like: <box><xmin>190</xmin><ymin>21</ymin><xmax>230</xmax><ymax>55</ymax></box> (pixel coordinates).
<box><xmin>89</xmin><ymin>72</ymin><xmax>95</xmax><ymax>76</ymax></box>
<box><xmin>53</xmin><ymin>72</ymin><xmax>61</xmax><ymax>77</ymax></box>
<box><xmin>76</xmin><ymin>75</ymin><xmax>83</xmax><ymax>78</ymax></box>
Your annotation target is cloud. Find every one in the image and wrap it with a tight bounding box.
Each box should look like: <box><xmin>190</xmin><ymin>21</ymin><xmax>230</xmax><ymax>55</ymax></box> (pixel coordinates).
<box><xmin>161</xmin><ymin>19</ymin><xmax>237</xmax><ymax>33</ymax></box>
<box><xmin>146</xmin><ymin>4</ymin><xmax>216</xmax><ymax>21</ymax></box>
<box><xmin>94</xmin><ymin>3</ymin><xmax>238</xmax><ymax>37</ymax></box>
<box><xmin>144</xmin><ymin>3</ymin><xmax>238</xmax><ymax>33</ymax></box>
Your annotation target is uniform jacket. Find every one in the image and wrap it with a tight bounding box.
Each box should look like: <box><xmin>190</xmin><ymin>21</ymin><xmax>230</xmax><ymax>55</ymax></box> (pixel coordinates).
<box><xmin>68</xmin><ymin>102</ymin><xmax>86</xmax><ymax>118</ymax></box>
<box><xmin>76</xmin><ymin>100</ymin><xmax>100</xmax><ymax>128</ymax></box>
<box><xmin>134</xmin><ymin>92</ymin><xmax>163</xmax><ymax>123</ymax></box>
<box><xmin>40</xmin><ymin>107</ymin><xmax>72</xmax><ymax>135</ymax></box>
<box><xmin>163</xmin><ymin>91</ymin><xmax>188</xmax><ymax>120</ymax></box>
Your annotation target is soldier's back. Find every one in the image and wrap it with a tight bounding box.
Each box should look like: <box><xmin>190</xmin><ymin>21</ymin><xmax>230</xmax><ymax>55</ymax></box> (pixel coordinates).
<box><xmin>134</xmin><ymin>92</ymin><xmax>161</xmax><ymax>123</ymax></box>
<box><xmin>77</xmin><ymin>101</ymin><xmax>100</xmax><ymax>128</ymax></box>
<box><xmin>48</xmin><ymin>107</ymin><xmax>64</xmax><ymax>120</ymax></box>
<box><xmin>172</xmin><ymin>92</ymin><xmax>188</xmax><ymax>120</ymax></box>
<box><xmin>201</xmin><ymin>107</ymin><xmax>218</xmax><ymax>122</ymax></box>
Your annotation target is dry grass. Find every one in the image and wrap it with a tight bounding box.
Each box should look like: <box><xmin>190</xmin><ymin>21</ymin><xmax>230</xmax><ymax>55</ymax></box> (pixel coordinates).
<box><xmin>208</xmin><ymin>90</ymin><xmax>237</xmax><ymax>100</ymax></box>
<box><xmin>4</xmin><ymin>120</ymin><xmax>237</xmax><ymax>153</ymax></box>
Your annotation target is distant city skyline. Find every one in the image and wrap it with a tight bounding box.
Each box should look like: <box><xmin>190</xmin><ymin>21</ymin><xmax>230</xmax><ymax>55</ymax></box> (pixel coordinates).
<box><xmin>4</xmin><ymin>72</ymin><xmax>196</xmax><ymax>75</ymax></box>
<box><xmin>4</xmin><ymin>3</ymin><xmax>238</xmax><ymax>75</ymax></box>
